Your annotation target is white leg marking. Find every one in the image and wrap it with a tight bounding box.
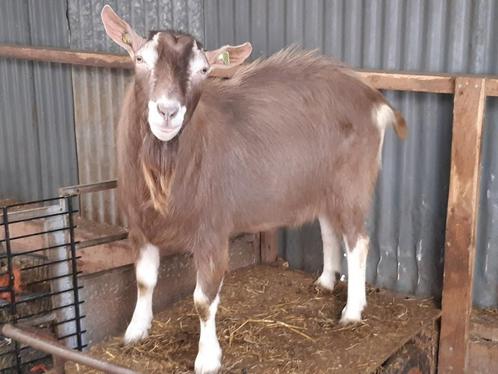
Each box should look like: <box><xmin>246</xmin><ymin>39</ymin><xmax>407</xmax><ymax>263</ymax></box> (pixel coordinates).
<box><xmin>315</xmin><ymin>216</ymin><xmax>341</xmax><ymax>291</ymax></box>
<box><xmin>341</xmin><ymin>236</ymin><xmax>368</xmax><ymax>324</ymax></box>
<box><xmin>124</xmin><ymin>243</ymin><xmax>160</xmax><ymax>344</ymax></box>
<box><xmin>194</xmin><ymin>284</ymin><xmax>222</xmax><ymax>374</ymax></box>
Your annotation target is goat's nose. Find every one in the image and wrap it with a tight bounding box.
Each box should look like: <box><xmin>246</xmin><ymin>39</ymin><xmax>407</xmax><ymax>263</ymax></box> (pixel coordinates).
<box><xmin>157</xmin><ymin>102</ymin><xmax>180</xmax><ymax>119</ymax></box>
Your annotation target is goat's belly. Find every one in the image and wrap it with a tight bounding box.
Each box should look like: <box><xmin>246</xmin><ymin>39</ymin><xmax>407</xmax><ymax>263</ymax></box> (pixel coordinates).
<box><xmin>233</xmin><ymin>201</ymin><xmax>320</xmax><ymax>235</ymax></box>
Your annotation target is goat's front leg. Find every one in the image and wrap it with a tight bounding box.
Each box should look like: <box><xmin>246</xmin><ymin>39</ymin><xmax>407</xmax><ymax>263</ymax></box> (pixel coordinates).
<box><xmin>124</xmin><ymin>243</ymin><xmax>160</xmax><ymax>344</ymax></box>
<box><xmin>193</xmin><ymin>243</ymin><xmax>228</xmax><ymax>374</ymax></box>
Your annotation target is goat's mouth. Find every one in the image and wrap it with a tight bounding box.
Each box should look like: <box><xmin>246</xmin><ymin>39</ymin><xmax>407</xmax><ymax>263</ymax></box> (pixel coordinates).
<box><xmin>147</xmin><ymin>100</ymin><xmax>187</xmax><ymax>141</ymax></box>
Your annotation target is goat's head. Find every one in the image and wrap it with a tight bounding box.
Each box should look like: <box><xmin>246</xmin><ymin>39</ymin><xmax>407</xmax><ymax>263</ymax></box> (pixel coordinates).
<box><xmin>101</xmin><ymin>5</ymin><xmax>252</xmax><ymax>142</ymax></box>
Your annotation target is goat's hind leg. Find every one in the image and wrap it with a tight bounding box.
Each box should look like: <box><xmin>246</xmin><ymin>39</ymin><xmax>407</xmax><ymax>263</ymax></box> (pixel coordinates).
<box><xmin>315</xmin><ymin>215</ymin><xmax>342</xmax><ymax>291</ymax></box>
<box><xmin>124</xmin><ymin>243</ymin><xmax>160</xmax><ymax>344</ymax></box>
<box><xmin>193</xmin><ymin>241</ymin><xmax>228</xmax><ymax>374</ymax></box>
<box><xmin>341</xmin><ymin>233</ymin><xmax>369</xmax><ymax>324</ymax></box>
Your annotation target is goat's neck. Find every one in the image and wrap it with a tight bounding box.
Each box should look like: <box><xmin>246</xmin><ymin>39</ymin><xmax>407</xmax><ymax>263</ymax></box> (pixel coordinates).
<box><xmin>127</xmin><ymin>84</ymin><xmax>178</xmax><ymax>214</ymax></box>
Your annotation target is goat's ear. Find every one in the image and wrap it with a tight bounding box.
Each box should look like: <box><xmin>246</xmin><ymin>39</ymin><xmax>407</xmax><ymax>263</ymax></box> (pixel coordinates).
<box><xmin>205</xmin><ymin>42</ymin><xmax>253</xmax><ymax>78</ymax></box>
<box><xmin>101</xmin><ymin>5</ymin><xmax>145</xmax><ymax>57</ymax></box>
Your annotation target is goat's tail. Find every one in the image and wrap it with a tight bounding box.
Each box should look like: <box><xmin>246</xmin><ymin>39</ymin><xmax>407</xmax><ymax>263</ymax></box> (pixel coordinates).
<box><xmin>392</xmin><ymin>110</ymin><xmax>408</xmax><ymax>139</ymax></box>
<box><xmin>374</xmin><ymin>103</ymin><xmax>408</xmax><ymax>140</ymax></box>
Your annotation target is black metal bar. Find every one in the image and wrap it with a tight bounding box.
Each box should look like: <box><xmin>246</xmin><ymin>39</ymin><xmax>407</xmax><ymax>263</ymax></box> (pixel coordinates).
<box><xmin>20</xmin><ymin>256</ymin><xmax>81</xmax><ymax>271</ymax></box>
<box><xmin>2</xmin><ymin>206</ymin><xmax>22</xmax><ymax>372</ymax></box>
<box><xmin>0</xmin><ymin>286</ymin><xmax>83</xmax><ymax>309</ymax></box>
<box><xmin>0</xmin><ymin>225</ymin><xmax>72</xmax><ymax>243</ymax></box>
<box><xmin>0</xmin><ymin>241</ymin><xmax>80</xmax><ymax>259</ymax></box>
<box><xmin>24</xmin><ymin>270</ymin><xmax>81</xmax><ymax>287</ymax></box>
<box><xmin>67</xmin><ymin>196</ymin><xmax>84</xmax><ymax>352</ymax></box>
<box><xmin>57</xmin><ymin>330</ymin><xmax>87</xmax><ymax>341</ymax></box>
<box><xmin>1</xmin><ymin>209</ymin><xmax>78</xmax><ymax>225</ymax></box>
<box><xmin>2</xmin><ymin>195</ymin><xmax>66</xmax><ymax>209</ymax></box>
<box><xmin>53</xmin><ymin>314</ymin><xmax>86</xmax><ymax>327</ymax></box>
<box><xmin>17</xmin><ymin>300</ymin><xmax>85</xmax><ymax>322</ymax></box>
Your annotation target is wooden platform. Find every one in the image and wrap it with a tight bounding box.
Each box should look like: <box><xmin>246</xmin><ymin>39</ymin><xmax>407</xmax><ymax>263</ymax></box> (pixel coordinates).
<box><xmin>66</xmin><ymin>265</ymin><xmax>440</xmax><ymax>373</ymax></box>
<box><xmin>468</xmin><ymin>308</ymin><xmax>498</xmax><ymax>374</ymax></box>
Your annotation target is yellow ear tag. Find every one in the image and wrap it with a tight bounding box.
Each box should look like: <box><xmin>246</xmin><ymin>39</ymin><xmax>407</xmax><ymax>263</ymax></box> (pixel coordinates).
<box><xmin>122</xmin><ymin>32</ymin><xmax>132</xmax><ymax>46</ymax></box>
<box><xmin>217</xmin><ymin>51</ymin><xmax>230</xmax><ymax>65</ymax></box>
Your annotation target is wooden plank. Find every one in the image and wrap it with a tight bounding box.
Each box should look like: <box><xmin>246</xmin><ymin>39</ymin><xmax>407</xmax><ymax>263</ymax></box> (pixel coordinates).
<box><xmin>2</xmin><ymin>43</ymin><xmax>498</xmax><ymax>97</ymax></box>
<box><xmin>471</xmin><ymin>309</ymin><xmax>498</xmax><ymax>343</ymax></box>
<box><xmin>59</xmin><ymin>179</ymin><xmax>118</xmax><ymax>196</ymax></box>
<box><xmin>356</xmin><ymin>70</ymin><xmax>455</xmax><ymax>94</ymax></box>
<box><xmin>0</xmin><ymin>44</ymin><xmax>132</xmax><ymax>69</ymax></box>
<box><xmin>486</xmin><ymin>78</ymin><xmax>498</xmax><ymax>97</ymax></box>
<box><xmin>260</xmin><ymin>229</ymin><xmax>279</xmax><ymax>263</ymax></box>
<box><xmin>438</xmin><ymin>78</ymin><xmax>486</xmax><ymax>373</ymax></box>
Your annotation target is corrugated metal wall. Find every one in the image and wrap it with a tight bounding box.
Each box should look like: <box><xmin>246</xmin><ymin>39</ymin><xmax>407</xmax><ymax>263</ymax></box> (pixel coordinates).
<box><xmin>0</xmin><ymin>0</ymin><xmax>78</xmax><ymax>202</ymax></box>
<box><xmin>67</xmin><ymin>0</ymin><xmax>204</xmax><ymax>225</ymax></box>
<box><xmin>1</xmin><ymin>0</ymin><xmax>497</xmax><ymax>307</ymax></box>
<box><xmin>204</xmin><ymin>0</ymin><xmax>498</xmax><ymax>307</ymax></box>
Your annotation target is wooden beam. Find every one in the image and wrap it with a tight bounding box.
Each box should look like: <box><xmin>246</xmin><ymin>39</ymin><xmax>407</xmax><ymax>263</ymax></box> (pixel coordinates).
<box><xmin>260</xmin><ymin>229</ymin><xmax>279</xmax><ymax>263</ymax></box>
<box><xmin>356</xmin><ymin>70</ymin><xmax>455</xmax><ymax>94</ymax></box>
<box><xmin>2</xmin><ymin>43</ymin><xmax>498</xmax><ymax>97</ymax></box>
<box><xmin>59</xmin><ymin>179</ymin><xmax>118</xmax><ymax>196</ymax></box>
<box><xmin>486</xmin><ymin>78</ymin><xmax>498</xmax><ymax>97</ymax></box>
<box><xmin>438</xmin><ymin>78</ymin><xmax>486</xmax><ymax>373</ymax></box>
<box><xmin>0</xmin><ymin>44</ymin><xmax>132</xmax><ymax>69</ymax></box>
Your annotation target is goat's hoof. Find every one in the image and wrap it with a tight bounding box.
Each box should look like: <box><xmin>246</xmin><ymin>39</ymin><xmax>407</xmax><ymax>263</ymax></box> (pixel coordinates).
<box><xmin>339</xmin><ymin>305</ymin><xmax>363</xmax><ymax>325</ymax></box>
<box><xmin>123</xmin><ymin>322</ymin><xmax>150</xmax><ymax>344</ymax></box>
<box><xmin>314</xmin><ymin>274</ymin><xmax>336</xmax><ymax>292</ymax></box>
<box><xmin>195</xmin><ymin>345</ymin><xmax>222</xmax><ymax>374</ymax></box>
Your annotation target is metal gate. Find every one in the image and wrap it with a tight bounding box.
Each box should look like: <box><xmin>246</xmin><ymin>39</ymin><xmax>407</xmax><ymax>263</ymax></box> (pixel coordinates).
<box><xmin>0</xmin><ymin>196</ymin><xmax>85</xmax><ymax>373</ymax></box>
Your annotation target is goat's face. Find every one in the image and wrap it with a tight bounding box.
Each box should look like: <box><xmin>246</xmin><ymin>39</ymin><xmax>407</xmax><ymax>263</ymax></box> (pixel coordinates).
<box><xmin>102</xmin><ymin>5</ymin><xmax>252</xmax><ymax>141</ymax></box>
<box><xmin>101</xmin><ymin>6</ymin><xmax>209</xmax><ymax>142</ymax></box>
<box><xmin>137</xmin><ymin>32</ymin><xmax>209</xmax><ymax>141</ymax></box>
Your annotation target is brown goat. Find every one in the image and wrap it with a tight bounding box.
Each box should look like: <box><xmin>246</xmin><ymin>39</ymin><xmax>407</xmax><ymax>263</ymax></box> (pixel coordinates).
<box><xmin>102</xmin><ymin>5</ymin><xmax>406</xmax><ymax>373</ymax></box>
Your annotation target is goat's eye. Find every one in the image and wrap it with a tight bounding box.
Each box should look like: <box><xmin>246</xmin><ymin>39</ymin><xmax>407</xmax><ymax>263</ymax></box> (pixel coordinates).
<box><xmin>136</xmin><ymin>55</ymin><xmax>143</xmax><ymax>63</ymax></box>
<box><xmin>201</xmin><ymin>67</ymin><xmax>209</xmax><ymax>74</ymax></box>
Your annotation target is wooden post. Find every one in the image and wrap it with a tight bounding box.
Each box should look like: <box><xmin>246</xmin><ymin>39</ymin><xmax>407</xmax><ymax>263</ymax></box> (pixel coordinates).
<box><xmin>438</xmin><ymin>78</ymin><xmax>486</xmax><ymax>373</ymax></box>
<box><xmin>260</xmin><ymin>229</ymin><xmax>279</xmax><ymax>263</ymax></box>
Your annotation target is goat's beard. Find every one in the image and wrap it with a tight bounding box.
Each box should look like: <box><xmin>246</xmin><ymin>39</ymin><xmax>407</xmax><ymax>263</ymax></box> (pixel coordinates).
<box><xmin>140</xmin><ymin>133</ymin><xmax>178</xmax><ymax>215</ymax></box>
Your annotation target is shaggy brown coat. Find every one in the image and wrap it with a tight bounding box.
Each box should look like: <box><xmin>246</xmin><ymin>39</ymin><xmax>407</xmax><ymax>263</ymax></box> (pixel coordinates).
<box><xmin>117</xmin><ymin>47</ymin><xmax>405</xmax><ymax>298</ymax></box>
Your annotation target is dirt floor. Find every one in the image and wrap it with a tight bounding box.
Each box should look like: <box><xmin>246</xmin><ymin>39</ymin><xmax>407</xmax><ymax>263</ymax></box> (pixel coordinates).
<box><xmin>66</xmin><ymin>264</ymin><xmax>440</xmax><ymax>374</ymax></box>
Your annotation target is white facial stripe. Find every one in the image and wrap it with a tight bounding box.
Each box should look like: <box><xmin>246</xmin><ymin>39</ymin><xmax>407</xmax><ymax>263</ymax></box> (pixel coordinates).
<box><xmin>190</xmin><ymin>47</ymin><xmax>208</xmax><ymax>75</ymax></box>
<box><xmin>189</xmin><ymin>43</ymin><xmax>209</xmax><ymax>87</ymax></box>
<box><xmin>137</xmin><ymin>39</ymin><xmax>159</xmax><ymax>69</ymax></box>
